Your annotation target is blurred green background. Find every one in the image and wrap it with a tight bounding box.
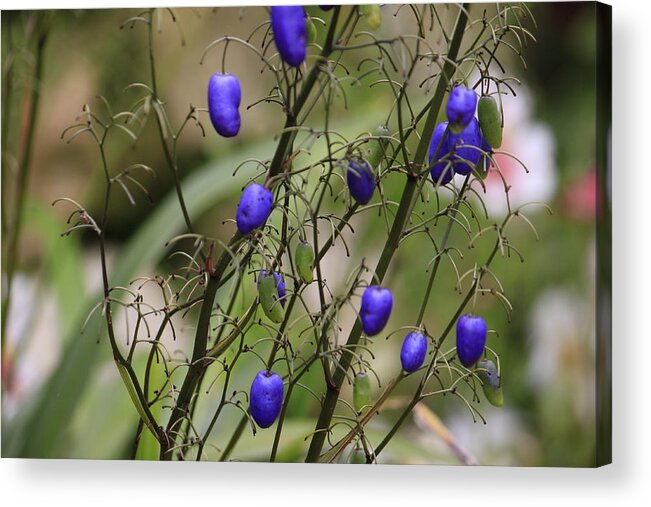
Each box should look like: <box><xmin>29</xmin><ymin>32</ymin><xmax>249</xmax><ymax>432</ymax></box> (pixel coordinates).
<box><xmin>1</xmin><ymin>3</ymin><xmax>601</xmax><ymax>466</ymax></box>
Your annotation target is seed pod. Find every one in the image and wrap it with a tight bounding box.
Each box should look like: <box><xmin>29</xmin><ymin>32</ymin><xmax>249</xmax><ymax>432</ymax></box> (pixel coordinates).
<box><xmin>448</xmin><ymin>117</ymin><xmax>482</xmax><ymax>175</ymax></box>
<box><xmin>258</xmin><ymin>272</ymin><xmax>285</xmax><ymax>323</ymax></box>
<box><xmin>294</xmin><ymin>241</ymin><xmax>315</xmax><ymax>283</ymax></box>
<box><xmin>250</xmin><ymin>370</ymin><xmax>284</xmax><ymax>428</ymax></box>
<box><xmin>476</xmin><ymin>359</ymin><xmax>504</xmax><ymax>407</ymax></box>
<box><xmin>306</xmin><ymin>16</ymin><xmax>317</xmax><ymax>44</ymax></box>
<box><xmin>360</xmin><ymin>5</ymin><xmax>382</xmax><ymax>30</ymax></box>
<box><xmin>456</xmin><ymin>314</ymin><xmax>488</xmax><ymax>368</ymax></box>
<box><xmin>360</xmin><ymin>285</ymin><xmax>393</xmax><ymax>336</ymax></box>
<box><xmin>364</xmin><ymin>125</ymin><xmax>391</xmax><ymax>170</ymax></box>
<box><xmin>477</xmin><ymin>95</ymin><xmax>502</xmax><ymax>149</ymax></box>
<box><xmin>236</xmin><ymin>183</ymin><xmax>273</xmax><ymax>234</ymax></box>
<box><xmin>353</xmin><ymin>372</ymin><xmax>372</xmax><ymax>413</ymax></box>
<box><xmin>447</xmin><ymin>84</ymin><xmax>477</xmax><ymax>134</ymax></box>
<box><xmin>400</xmin><ymin>331</ymin><xmax>428</xmax><ymax>373</ymax></box>
<box><xmin>350</xmin><ymin>446</ymin><xmax>367</xmax><ymax>464</ymax></box>
<box><xmin>346</xmin><ymin>159</ymin><xmax>375</xmax><ymax>205</ymax></box>
<box><xmin>270</xmin><ymin>6</ymin><xmax>307</xmax><ymax>67</ymax></box>
<box><xmin>428</xmin><ymin>121</ymin><xmax>453</xmax><ymax>185</ymax></box>
<box><xmin>258</xmin><ymin>270</ymin><xmax>286</xmax><ymax>306</ymax></box>
<box><xmin>207</xmin><ymin>73</ymin><xmax>241</xmax><ymax>138</ymax></box>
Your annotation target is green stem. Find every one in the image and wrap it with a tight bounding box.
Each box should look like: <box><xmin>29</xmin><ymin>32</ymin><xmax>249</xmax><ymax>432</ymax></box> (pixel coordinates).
<box><xmin>265</xmin><ymin>6</ymin><xmax>341</xmax><ymax>185</ymax></box>
<box><xmin>304</xmin><ymin>3</ymin><xmax>470</xmax><ymax>463</ymax></box>
<box><xmin>1</xmin><ymin>22</ymin><xmax>48</xmax><ymax>357</ymax></box>
<box><xmin>148</xmin><ymin>9</ymin><xmax>194</xmax><ymax>234</ymax></box>
<box><xmin>416</xmin><ymin>175</ymin><xmax>470</xmax><ymax>326</ymax></box>
<box><xmin>372</xmin><ymin>241</ymin><xmax>500</xmax><ymax>460</ymax></box>
<box><xmin>1</xmin><ymin>15</ymin><xmax>15</xmax><ymax>237</ymax></box>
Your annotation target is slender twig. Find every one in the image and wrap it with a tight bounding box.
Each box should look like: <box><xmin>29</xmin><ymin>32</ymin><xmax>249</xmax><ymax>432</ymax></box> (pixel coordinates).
<box><xmin>304</xmin><ymin>3</ymin><xmax>471</xmax><ymax>463</ymax></box>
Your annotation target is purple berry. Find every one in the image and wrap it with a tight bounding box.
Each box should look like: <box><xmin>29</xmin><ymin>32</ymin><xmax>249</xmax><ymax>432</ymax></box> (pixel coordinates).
<box><xmin>271</xmin><ymin>6</ymin><xmax>307</xmax><ymax>67</ymax></box>
<box><xmin>360</xmin><ymin>285</ymin><xmax>393</xmax><ymax>336</ymax></box>
<box><xmin>319</xmin><ymin>5</ymin><xmax>334</xmax><ymax>11</ymax></box>
<box><xmin>258</xmin><ymin>270</ymin><xmax>287</xmax><ymax>307</ymax></box>
<box><xmin>236</xmin><ymin>183</ymin><xmax>274</xmax><ymax>235</ymax></box>
<box><xmin>207</xmin><ymin>73</ymin><xmax>241</xmax><ymax>138</ymax></box>
<box><xmin>400</xmin><ymin>331</ymin><xmax>428</xmax><ymax>373</ymax></box>
<box><xmin>446</xmin><ymin>84</ymin><xmax>477</xmax><ymax>132</ymax></box>
<box><xmin>249</xmin><ymin>370</ymin><xmax>284</xmax><ymax>428</ymax></box>
<box><xmin>448</xmin><ymin>117</ymin><xmax>482</xmax><ymax>175</ymax></box>
<box><xmin>456</xmin><ymin>314</ymin><xmax>487</xmax><ymax>368</ymax></box>
<box><xmin>428</xmin><ymin>121</ymin><xmax>453</xmax><ymax>185</ymax></box>
<box><xmin>346</xmin><ymin>159</ymin><xmax>375</xmax><ymax>204</ymax></box>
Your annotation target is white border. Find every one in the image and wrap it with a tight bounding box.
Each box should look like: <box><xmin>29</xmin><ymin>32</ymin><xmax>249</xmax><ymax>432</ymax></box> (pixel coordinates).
<box><xmin>2</xmin><ymin>0</ymin><xmax>651</xmax><ymax>505</ymax></box>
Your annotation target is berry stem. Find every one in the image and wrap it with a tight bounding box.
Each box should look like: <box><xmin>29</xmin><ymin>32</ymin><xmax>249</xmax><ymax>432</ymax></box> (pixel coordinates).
<box><xmin>304</xmin><ymin>3</ymin><xmax>471</xmax><ymax>463</ymax></box>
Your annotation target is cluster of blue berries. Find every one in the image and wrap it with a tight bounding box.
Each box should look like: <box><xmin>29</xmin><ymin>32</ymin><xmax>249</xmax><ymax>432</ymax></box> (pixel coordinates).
<box><xmin>429</xmin><ymin>84</ymin><xmax>502</xmax><ymax>185</ymax></box>
<box><xmin>204</xmin><ymin>8</ymin><xmax>501</xmax><ymax>429</ymax></box>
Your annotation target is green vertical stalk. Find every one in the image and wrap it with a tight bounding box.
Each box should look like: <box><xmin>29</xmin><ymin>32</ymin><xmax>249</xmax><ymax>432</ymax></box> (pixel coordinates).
<box><xmin>1</xmin><ymin>20</ymin><xmax>49</xmax><ymax>356</ymax></box>
<box><xmin>1</xmin><ymin>14</ymin><xmax>15</xmax><ymax>237</ymax></box>
<box><xmin>160</xmin><ymin>7</ymin><xmax>347</xmax><ymax>461</ymax></box>
<box><xmin>304</xmin><ymin>4</ymin><xmax>470</xmax><ymax>463</ymax></box>
<box><xmin>147</xmin><ymin>10</ymin><xmax>194</xmax><ymax>234</ymax></box>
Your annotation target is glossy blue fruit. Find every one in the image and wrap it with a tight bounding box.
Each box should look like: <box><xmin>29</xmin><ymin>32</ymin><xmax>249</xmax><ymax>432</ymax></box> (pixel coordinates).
<box><xmin>446</xmin><ymin>84</ymin><xmax>477</xmax><ymax>132</ymax></box>
<box><xmin>319</xmin><ymin>5</ymin><xmax>334</xmax><ymax>10</ymax></box>
<box><xmin>258</xmin><ymin>270</ymin><xmax>287</xmax><ymax>307</ymax></box>
<box><xmin>428</xmin><ymin>121</ymin><xmax>453</xmax><ymax>185</ymax></box>
<box><xmin>271</xmin><ymin>6</ymin><xmax>307</xmax><ymax>67</ymax></box>
<box><xmin>236</xmin><ymin>183</ymin><xmax>274</xmax><ymax>234</ymax></box>
<box><xmin>400</xmin><ymin>331</ymin><xmax>428</xmax><ymax>373</ymax></box>
<box><xmin>456</xmin><ymin>314</ymin><xmax>487</xmax><ymax>367</ymax></box>
<box><xmin>448</xmin><ymin>117</ymin><xmax>482</xmax><ymax>175</ymax></box>
<box><xmin>207</xmin><ymin>73</ymin><xmax>241</xmax><ymax>138</ymax></box>
<box><xmin>346</xmin><ymin>159</ymin><xmax>375</xmax><ymax>204</ymax></box>
<box><xmin>360</xmin><ymin>285</ymin><xmax>393</xmax><ymax>336</ymax></box>
<box><xmin>249</xmin><ymin>370</ymin><xmax>284</xmax><ymax>428</ymax></box>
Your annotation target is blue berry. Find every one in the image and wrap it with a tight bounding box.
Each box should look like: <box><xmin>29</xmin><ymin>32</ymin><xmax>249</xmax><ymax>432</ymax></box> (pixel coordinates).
<box><xmin>207</xmin><ymin>73</ymin><xmax>241</xmax><ymax>138</ymax></box>
<box><xmin>236</xmin><ymin>183</ymin><xmax>273</xmax><ymax>234</ymax></box>
<box><xmin>400</xmin><ymin>331</ymin><xmax>428</xmax><ymax>373</ymax></box>
<box><xmin>456</xmin><ymin>314</ymin><xmax>487</xmax><ymax>367</ymax></box>
<box><xmin>446</xmin><ymin>84</ymin><xmax>477</xmax><ymax>133</ymax></box>
<box><xmin>428</xmin><ymin>121</ymin><xmax>453</xmax><ymax>185</ymax></box>
<box><xmin>448</xmin><ymin>117</ymin><xmax>482</xmax><ymax>175</ymax></box>
<box><xmin>346</xmin><ymin>159</ymin><xmax>375</xmax><ymax>204</ymax></box>
<box><xmin>360</xmin><ymin>285</ymin><xmax>393</xmax><ymax>336</ymax></box>
<box><xmin>258</xmin><ymin>270</ymin><xmax>287</xmax><ymax>307</ymax></box>
<box><xmin>249</xmin><ymin>370</ymin><xmax>284</xmax><ymax>428</ymax></box>
<box><xmin>270</xmin><ymin>6</ymin><xmax>307</xmax><ymax>67</ymax></box>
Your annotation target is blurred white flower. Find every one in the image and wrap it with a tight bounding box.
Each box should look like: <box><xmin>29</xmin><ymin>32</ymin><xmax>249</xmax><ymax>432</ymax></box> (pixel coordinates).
<box><xmin>477</xmin><ymin>88</ymin><xmax>558</xmax><ymax>218</ymax></box>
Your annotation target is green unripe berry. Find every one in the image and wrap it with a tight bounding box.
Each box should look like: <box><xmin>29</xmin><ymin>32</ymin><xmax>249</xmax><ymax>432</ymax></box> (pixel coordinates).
<box><xmin>350</xmin><ymin>446</ymin><xmax>367</xmax><ymax>464</ymax></box>
<box><xmin>360</xmin><ymin>5</ymin><xmax>382</xmax><ymax>30</ymax></box>
<box><xmin>258</xmin><ymin>272</ymin><xmax>285</xmax><ymax>323</ymax></box>
<box><xmin>295</xmin><ymin>241</ymin><xmax>315</xmax><ymax>283</ymax></box>
<box><xmin>478</xmin><ymin>95</ymin><xmax>503</xmax><ymax>149</ymax></box>
<box><xmin>364</xmin><ymin>125</ymin><xmax>390</xmax><ymax>170</ymax></box>
<box><xmin>353</xmin><ymin>372</ymin><xmax>372</xmax><ymax>413</ymax></box>
<box><xmin>476</xmin><ymin>359</ymin><xmax>504</xmax><ymax>407</ymax></box>
<box><xmin>306</xmin><ymin>17</ymin><xmax>317</xmax><ymax>44</ymax></box>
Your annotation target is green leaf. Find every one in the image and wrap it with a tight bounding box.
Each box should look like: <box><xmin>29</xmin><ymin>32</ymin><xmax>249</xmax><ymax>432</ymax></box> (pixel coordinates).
<box><xmin>7</xmin><ymin>141</ymin><xmax>270</xmax><ymax>458</ymax></box>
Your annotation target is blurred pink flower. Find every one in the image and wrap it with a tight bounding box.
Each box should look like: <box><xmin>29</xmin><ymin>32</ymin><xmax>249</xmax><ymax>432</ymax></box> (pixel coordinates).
<box><xmin>562</xmin><ymin>167</ymin><xmax>597</xmax><ymax>220</ymax></box>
